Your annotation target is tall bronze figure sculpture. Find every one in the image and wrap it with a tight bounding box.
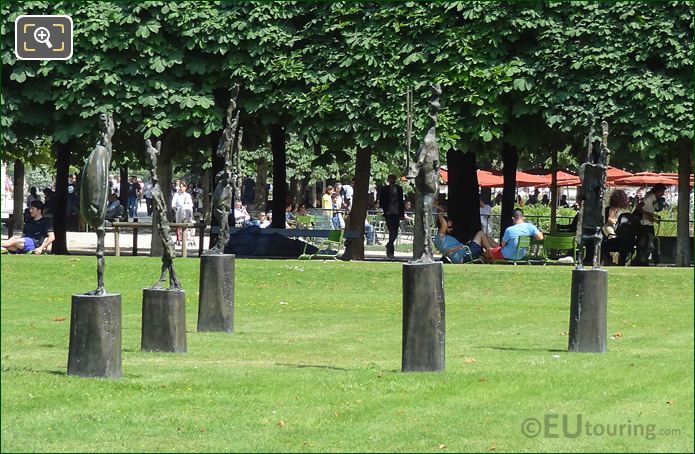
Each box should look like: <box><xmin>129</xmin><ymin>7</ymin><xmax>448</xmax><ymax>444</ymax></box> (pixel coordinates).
<box><xmin>402</xmin><ymin>84</ymin><xmax>445</xmax><ymax>373</ymax></box>
<box><xmin>208</xmin><ymin>85</ymin><xmax>240</xmax><ymax>253</ymax></box>
<box><xmin>68</xmin><ymin>113</ymin><xmax>122</xmax><ymax>378</ymax></box>
<box><xmin>568</xmin><ymin>118</ymin><xmax>611</xmax><ymax>354</ymax></box>
<box><xmin>413</xmin><ymin>84</ymin><xmax>442</xmax><ymax>263</ymax></box>
<box><xmin>145</xmin><ymin>139</ymin><xmax>181</xmax><ymax>289</ymax></box>
<box><xmin>140</xmin><ymin>139</ymin><xmax>187</xmax><ymax>353</ymax></box>
<box><xmin>198</xmin><ymin>85</ymin><xmax>239</xmax><ymax>333</ymax></box>
<box><xmin>80</xmin><ymin>113</ymin><xmax>115</xmax><ymax>295</ymax></box>
<box><xmin>575</xmin><ymin>120</ymin><xmax>610</xmax><ymax>269</ymax></box>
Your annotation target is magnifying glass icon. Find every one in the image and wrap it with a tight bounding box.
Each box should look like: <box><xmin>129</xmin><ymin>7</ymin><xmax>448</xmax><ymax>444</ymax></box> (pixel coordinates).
<box><xmin>33</xmin><ymin>27</ymin><xmax>53</xmax><ymax>49</ymax></box>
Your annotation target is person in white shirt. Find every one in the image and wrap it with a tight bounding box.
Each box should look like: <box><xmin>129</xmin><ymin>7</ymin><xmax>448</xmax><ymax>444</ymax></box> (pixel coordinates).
<box><xmin>479</xmin><ymin>197</ymin><xmax>492</xmax><ymax>235</ymax></box>
<box><xmin>172</xmin><ymin>182</ymin><xmax>194</xmax><ymax>244</ymax></box>
<box><xmin>634</xmin><ymin>183</ymin><xmax>666</xmax><ymax>266</ymax></box>
<box><xmin>233</xmin><ymin>200</ymin><xmax>251</xmax><ymax>226</ymax></box>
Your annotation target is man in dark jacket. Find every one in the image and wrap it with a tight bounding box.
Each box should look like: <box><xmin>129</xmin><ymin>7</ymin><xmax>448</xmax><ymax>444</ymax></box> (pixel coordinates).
<box><xmin>378</xmin><ymin>174</ymin><xmax>404</xmax><ymax>259</ymax></box>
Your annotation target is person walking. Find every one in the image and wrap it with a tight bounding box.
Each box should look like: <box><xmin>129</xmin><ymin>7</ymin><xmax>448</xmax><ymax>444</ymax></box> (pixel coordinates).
<box><xmin>378</xmin><ymin>174</ymin><xmax>404</xmax><ymax>259</ymax></box>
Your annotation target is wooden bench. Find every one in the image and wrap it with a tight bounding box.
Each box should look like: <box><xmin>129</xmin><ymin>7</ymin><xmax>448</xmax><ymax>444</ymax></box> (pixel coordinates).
<box><xmin>111</xmin><ymin>220</ymin><xmax>205</xmax><ymax>257</ymax></box>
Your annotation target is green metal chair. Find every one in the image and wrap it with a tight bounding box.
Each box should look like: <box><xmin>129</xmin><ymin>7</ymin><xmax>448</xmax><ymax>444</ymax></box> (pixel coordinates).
<box><xmin>299</xmin><ymin>229</ymin><xmax>344</xmax><ymax>260</ymax></box>
<box><xmin>541</xmin><ymin>234</ymin><xmax>578</xmax><ymax>265</ymax></box>
<box><xmin>489</xmin><ymin>235</ymin><xmax>533</xmax><ymax>265</ymax></box>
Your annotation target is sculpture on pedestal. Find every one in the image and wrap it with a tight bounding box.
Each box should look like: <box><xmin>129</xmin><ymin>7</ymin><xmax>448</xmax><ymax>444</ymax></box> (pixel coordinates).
<box><xmin>412</xmin><ymin>84</ymin><xmax>442</xmax><ymax>263</ymax></box>
<box><xmin>575</xmin><ymin>119</ymin><xmax>611</xmax><ymax>268</ymax></box>
<box><xmin>208</xmin><ymin>85</ymin><xmax>240</xmax><ymax>254</ymax></box>
<box><xmin>145</xmin><ymin>138</ymin><xmax>181</xmax><ymax>289</ymax></box>
<box><xmin>80</xmin><ymin>113</ymin><xmax>115</xmax><ymax>295</ymax></box>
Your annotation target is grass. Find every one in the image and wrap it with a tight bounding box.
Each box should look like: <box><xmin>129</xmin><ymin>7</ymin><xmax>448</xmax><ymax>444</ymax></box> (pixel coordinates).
<box><xmin>1</xmin><ymin>256</ymin><xmax>693</xmax><ymax>452</ymax></box>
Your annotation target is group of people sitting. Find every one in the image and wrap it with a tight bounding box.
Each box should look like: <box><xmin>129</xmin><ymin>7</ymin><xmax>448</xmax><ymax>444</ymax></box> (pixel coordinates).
<box><xmin>434</xmin><ymin>206</ymin><xmax>543</xmax><ymax>264</ymax></box>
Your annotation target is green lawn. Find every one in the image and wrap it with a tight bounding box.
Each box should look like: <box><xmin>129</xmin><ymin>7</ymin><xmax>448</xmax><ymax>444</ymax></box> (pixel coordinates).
<box><xmin>1</xmin><ymin>256</ymin><xmax>693</xmax><ymax>452</ymax></box>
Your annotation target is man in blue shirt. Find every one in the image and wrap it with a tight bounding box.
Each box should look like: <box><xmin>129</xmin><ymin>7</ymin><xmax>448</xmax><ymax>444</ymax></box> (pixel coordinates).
<box><xmin>433</xmin><ymin>208</ymin><xmax>499</xmax><ymax>263</ymax></box>
<box><xmin>488</xmin><ymin>208</ymin><xmax>544</xmax><ymax>260</ymax></box>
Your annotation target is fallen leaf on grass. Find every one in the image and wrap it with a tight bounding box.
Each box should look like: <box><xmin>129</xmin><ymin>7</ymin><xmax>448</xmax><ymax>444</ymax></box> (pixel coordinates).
<box><xmin>489</xmin><ymin>443</ymin><xmax>497</xmax><ymax>451</ymax></box>
<box><xmin>52</xmin><ymin>317</ymin><xmax>66</xmax><ymax>322</ymax></box>
<box><xmin>614</xmin><ymin>331</ymin><xmax>622</xmax><ymax>337</ymax></box>
<box><xmin>666</xmin><ymin>400</ymin><xmax>675</xmax><ymax>406</ymax></box>
<box><xmin>278</xmin><ymin>420</ymin><xmax>286</xmax><ymax>428</ymax></box>
<box><xmin>199</xmin><ymin>427</ymin><xmax>206</xmax><ymax>433</ymax></box>
<box><xmin>437</xmin><ymin>444</ymin><xmax>447</xmax><ymax>450</ymax></box>
<box><xmin>478</xmin><ymin>377</ymin><xmax>488</xmax><ymax>383</ymax></box>
<box><xmin>464</xmin><ymin>357</ymin><xmax>476</xmax><ymax>364</ymax></box>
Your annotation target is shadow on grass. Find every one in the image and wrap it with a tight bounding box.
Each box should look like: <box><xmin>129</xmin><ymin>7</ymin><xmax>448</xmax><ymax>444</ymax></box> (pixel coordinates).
<box><xmin>275</xmin><ymin>362</ymin><xmax>349</xmax><ymax>371</ymax></box>
<box><xmin>477</xmin><ymin>346</ymin><xmax>565</xmax><ymax>353</ymax></box>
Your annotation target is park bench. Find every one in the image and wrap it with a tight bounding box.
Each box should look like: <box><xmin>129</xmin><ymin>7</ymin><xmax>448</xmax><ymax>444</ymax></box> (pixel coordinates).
<box><xmin>111</xmin><ymin>220</ymin><xmax>205</xmax><ymax>257</ymax></box>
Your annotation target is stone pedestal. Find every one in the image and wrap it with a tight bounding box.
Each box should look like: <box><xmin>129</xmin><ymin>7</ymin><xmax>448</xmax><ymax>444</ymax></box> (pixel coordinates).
<box><xmin>67</xmin><ymin>294</ymin><xmax>122</xmax><ymax>378</ymax></box>
<box><xmin>568</xmin><ymin>268</ymin><xmax>607</xmax><ymax>353</ymax></box>
<box><xmin>402</xmin><ymin>262</ymin><xmax>445</xmax><ymax>372</ymax></box>
<box><xmin>141</xmin><ymin>288</ymin><xmax>187</xmax><ymax>353</ymax></box>
<box><xmin>198</xmin><ymin>254</ymin><xmax>235</xmax><ymax>332</ymax></box>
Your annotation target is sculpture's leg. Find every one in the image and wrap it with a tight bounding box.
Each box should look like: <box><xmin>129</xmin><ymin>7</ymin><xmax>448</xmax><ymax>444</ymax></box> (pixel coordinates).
<box><xmin>169</xmin><ymin>259</ymin><xmax>181</xmax><ymax>289</ymax></box>
<box><xmin>86</xmin><ymin>225</ymin><xmax>106</xmax><ymax>295</ymax></box>
<box><xmin>97</xmin><ymin>225</ymin><xmax>105</xmax><ymax>293</ymax></box>
<box><xmin>593</xmin><ymin>233</ymin><xmax>601</xmax><ymax>268</ymax></box>
<box><xmin>152</xmin><ymin>262</ymin><xmax>167</xmax><ymax>289</ymax></box>
<box><xmin>420</xmin><ymin>193</ymin><xmax>434</xmax><ymax>262</ymax></box>
<box><xmin>576</xmin><ymin>237</ymin><xmax>585</xmax><ymax>270</ymax></box>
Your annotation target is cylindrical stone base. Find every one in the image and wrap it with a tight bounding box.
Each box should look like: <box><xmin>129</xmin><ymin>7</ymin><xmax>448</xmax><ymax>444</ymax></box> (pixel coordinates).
<box><xmin>67</xmin><ymin>294</ymin><xmax>122</xmax><ymax>378</ymax></box>
<box><xmin>141</xmin><ymin>288</ymin><xmax>187</xmax><ymax>353</ymax></box>
<box><xmin>402</xmin><ymin>262</ymin><xmax>445</xmax><ymax>372</ymax></box>
<box><xmin>568</xmin><ymin>268</ymin><xmax>608</xmax><ymax>353</ymax></box>
<box><xmin>198</xmin><ymin>254</ymin><xmax>235</xmax><ymax>332</ymax></box>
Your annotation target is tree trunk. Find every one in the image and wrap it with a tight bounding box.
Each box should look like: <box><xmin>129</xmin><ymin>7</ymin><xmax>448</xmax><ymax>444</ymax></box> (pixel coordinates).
<box><xmin>12</xmin><ymin>159</ymin><xmax>24</xmax><ymax>231</ymax></box>
<box><xmin>270</xmin><ymin>124</ymin><xmax>287</xmax><ymax>229</ymax></box>
<box><xmin>52</xmin><ymin>141</ymin><xmax>71</xmax><ymax>254</ymax></box>
<box><xmin>446</xmin><ymin>149</ymin><xmax>480</xmax><ymax>244</ymax></box>
<box><xmin>255</xmin><ymin>157</ymin><xmax>268</xmax><ymax>211</ymax></box>
<box><xmin>289</xmin><ymin>176</ymin><xmax>303</xmax><ymax>208</ymax></box>
<box><xmin>500</xmin><ymin>142</ymin><xmax>519</xmax><ymax>240</ymax></box>
<box><xmin>675</xmin><ymin>138</ymin><xmax>692</xmax><ymax>267</ymax></box>
<box><xmin>342</xmin><ymin>147</ymin><xmax>371</xmax><ymax>261</ymax></box>
<box><xmin>550</xmin><ymin>146</ymin><xmax>558</xmax><ymax>233</ymax></box>
<box><xmin>119</xmin><ymin>164</ymin><xmax>128</xmax><ymax>221</ymax></box>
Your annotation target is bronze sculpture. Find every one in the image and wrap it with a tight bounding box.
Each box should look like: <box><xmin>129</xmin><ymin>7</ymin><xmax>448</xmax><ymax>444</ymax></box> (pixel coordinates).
<box><xmin>80</xmin><ymin>113</ymin><xmax>115</xmax><ymax>295</ymax></box>
<box><xmin>575</xmin><ymin>119</ymin><xmax>611</xmax><ymax>269</ymax></box>
<box><xmin>207</xmin><ymin>85</ymin><xmax>240</xmax><ymax>254</ymax></box>
<box><xmin>145</xmin><ymin>138</ymin><xmax>181</xmax><ymax>289</ymax></box>
<box><xmin>412</xmin><ymin>84</ymin><xmax>442</xmax><ymax>263</ymax></box>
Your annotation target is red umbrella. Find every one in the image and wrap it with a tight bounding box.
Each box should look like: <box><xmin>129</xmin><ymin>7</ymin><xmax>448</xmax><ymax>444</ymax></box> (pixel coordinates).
<box><xmin>477</xmin><ymin>170</ymin><xmax>505</xmax><ymax>188</ymax></box>
<box><xmin>440</xmin><ymin>168</ymin><xmax>448</xmax><ymax>183</ymax></box>
<box><xmin>538</xmin><ymin>170</ymin><xmax>581</xmax><ymax>187</ymax></box>
<box><xmin>514</xmin><ymin>171</ymin><xmax>547</xmax><ymax>187</ymax></box>
<box><xmin>612</xmin><ymin>172</ymin><xmax>679</xmax><ymax>186</ymax></box>
<box><xmin>605</xmin><ymin>166</ymin><xmax>633</xmax><ymax>186</ymax></box>
<box><xmin>659</xmin><ymin>173</ymin><xmax>694</xmax><ymax>187</ymax></box>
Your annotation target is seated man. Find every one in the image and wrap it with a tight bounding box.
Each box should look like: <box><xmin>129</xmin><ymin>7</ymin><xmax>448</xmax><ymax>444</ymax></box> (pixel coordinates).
<box><xmin>105</xmin><ymin>193</ymin><xmax>124</xmax><ymax>222</ymax></box>
<box><xmin>433</xmin><ymin>209</ymin><xmax>498</xmax><ymax>263</ymax></box>
<box><xmin>2</xmin><ymin>200</ymin><xmax>55</xmax><ymax>255</ymax></box>
<box><xmin>487</xmin><ymin>208</ymin><xmax>543</xmax><ymax>261</ymax></box>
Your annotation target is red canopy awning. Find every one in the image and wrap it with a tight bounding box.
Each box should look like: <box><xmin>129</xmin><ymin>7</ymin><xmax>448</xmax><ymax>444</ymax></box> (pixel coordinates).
<box><xmin>477</xmin><ymin>170</ymin><xmax>505</xmax><ymax>188</ymax></box>
<box><xmin>659</xmin><ymin>172</ymin><xmax>694</xmax><ymax>187</ymax></box>
<box><xmin>612</xmin><ymin>172</ymin><xmax>679</xmax><ymax>187</ymax></box>
<box><xmin>537</xmin><ymin>170</ymin><xmax>581</xmax><ymax>187</ymax></box>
